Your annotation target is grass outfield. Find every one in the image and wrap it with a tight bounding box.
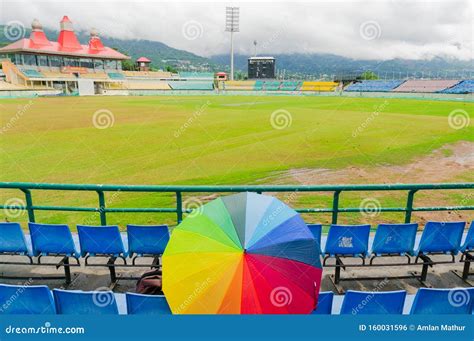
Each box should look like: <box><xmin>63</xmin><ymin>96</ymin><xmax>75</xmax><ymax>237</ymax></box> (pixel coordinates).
<box><xmin>0</xmin><ymin>95</ymin><xmax>473</xmax><ymax>227</ymax></box>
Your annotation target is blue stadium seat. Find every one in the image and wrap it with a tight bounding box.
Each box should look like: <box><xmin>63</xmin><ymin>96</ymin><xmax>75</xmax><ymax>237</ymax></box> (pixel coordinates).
<box><xmin>460</xmin><ymin>221</ymin><xmax>474</xmax><ymax>252</ymax></box>
<box><xmin>126</xmin><ymin>293</ymin><xmax>172</xmax><ymax>315</ymax></box>
<box><xmin>440</xmin><ymin>80</ymin><xmax>474</xmax><ymax>94</ymax></box>
<box><xmin>311</xmin><ymin>291</ymin><xmax>334</xmax><ymax>314</ymax></box>
<box><xmin>324</xmin><ymin>224</ymin><xmax>370</xmax><ymax>257</ymax></box>
<box><xmin>0</xmin><ymin>222</ymin><xmax>30</xmax><ymax>256</ymax></box>
<box><xmin>410</xmin><ymin>288</ymin><xmax>473</xmax><ymax>314</ymax></box>
<box><xmin>0</xmin><ymin>284</ymin><xmax>55</xmax><ymax>314</ymax></box>
<box><xmin>77</xmin><ymin>225</ymin><xmax>126</xmax><ymax>257</ymax></box>
<box><xmin>371</xmin><ymin>223</ymin><xmax>418</xmax><ymax>256</ymax></box>
<box><xmin>29</xmin><ymin>223</ymin><xmax>79</xmax><ymax>257</ymax></box>
<box><xmin>416</xmin><ymin>221</ymin><xmax>465</xmax><ymax>255</ymax></box>
<box><xmin>340</xmin><ymin>290</ymin><xmax>406</xmax><ymax>315</ymax></box>
<box><xmin>307</xmin><ymin>224</ymin><xmax>322</xmax><ymax>253</ymax></box>
<box><xmin>345</xmin><ymin>80</ymin><xmax>404</xmax><ymax>92</ymax></box>
<box><xmin>53</xmin><ymin>289</ymin><xmax>118</xmax><ymax>314</ymax></box>
<box><xmin>127</xmin><ymin>224</ymin><xmax>169</xmax><ymax>257</ymax></box>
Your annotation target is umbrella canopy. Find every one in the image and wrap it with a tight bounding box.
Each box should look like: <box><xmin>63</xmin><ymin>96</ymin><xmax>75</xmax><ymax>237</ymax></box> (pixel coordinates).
<box><xmin>162</xmin><ymin>192</ymin><xmax>322</xmax><ymax>314</ymax></box>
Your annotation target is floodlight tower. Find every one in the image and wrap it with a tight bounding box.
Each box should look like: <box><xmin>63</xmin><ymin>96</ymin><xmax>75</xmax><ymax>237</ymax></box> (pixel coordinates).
<box><xmin>225</xmin><ymin>6</ymin><xmax>240</xmax><ymax>80</ymax></box>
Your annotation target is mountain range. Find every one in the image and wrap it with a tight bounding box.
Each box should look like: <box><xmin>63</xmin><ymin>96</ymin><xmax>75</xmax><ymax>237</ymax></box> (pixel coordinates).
<box><xmin>1</xmin><ymin>25</ymin><xmax>472</xmax><ymax>78</ymax></box>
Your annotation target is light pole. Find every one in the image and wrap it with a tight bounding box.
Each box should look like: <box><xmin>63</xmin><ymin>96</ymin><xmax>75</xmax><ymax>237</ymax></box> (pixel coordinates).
<box><xmin>225</xmin><ymin>7</ymin><xmax>240</xmax><ymax>81</ymax></box>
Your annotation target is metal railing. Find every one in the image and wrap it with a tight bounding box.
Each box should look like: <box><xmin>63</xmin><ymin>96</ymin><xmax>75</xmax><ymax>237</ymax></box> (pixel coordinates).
<box><xmin>1</xmin><ymin>182</ymin><xmax>473</xmax><ymax>225</ymax></box>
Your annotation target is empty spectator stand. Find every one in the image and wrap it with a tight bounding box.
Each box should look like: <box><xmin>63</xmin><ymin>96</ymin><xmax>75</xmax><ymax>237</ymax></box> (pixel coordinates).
<box><xmin>345</xmin><ymin>80</ymin><xmax>405</xmax><ymax>92</ymax></box>
<box><xmin>392</xmin><ymin>79</ymin><xmax>460</xmax><ymax>93</ymax></box>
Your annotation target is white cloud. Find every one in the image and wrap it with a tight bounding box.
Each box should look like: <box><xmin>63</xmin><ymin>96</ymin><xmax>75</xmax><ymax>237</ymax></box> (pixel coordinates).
<box><xmin>1</xmin><ymin>0</ymin><xmax>472</xmax><ymax>60</ymax></box>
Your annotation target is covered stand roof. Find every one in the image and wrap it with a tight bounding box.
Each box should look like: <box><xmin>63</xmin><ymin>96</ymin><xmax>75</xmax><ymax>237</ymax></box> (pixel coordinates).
<box><xmin>136</xmin><ymin>57</ymin><xmax>151</xmax><ymax>63</ymax></box>
<box><xmin>0</xmin><ymin>16</ymin><xmax>129</xmax><ymax>60</ymax></box>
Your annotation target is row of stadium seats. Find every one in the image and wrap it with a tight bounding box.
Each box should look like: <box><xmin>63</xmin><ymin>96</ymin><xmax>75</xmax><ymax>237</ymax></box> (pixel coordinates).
<box><xmin>1</xmin><ymin>221</ymin><xmax>473</xmax><ymax>286</ymax></box>
<box><xmin>392</xmin><ymin>79</ymin><xmax>460</xmax><ymax>93</ymax></box>
<box><xmin>122</xmin><ymin>71</ymin><xmax>174</xmax><ymax>78</ymax></box>
<box><xmin>249</xmin><ymin>80</ymin><xmax>337</xmax><ymax>91</ymax></box>
<box><xmin>310</xmin><ymin>221</ymin><xmax>473</xmax><ymax>285</ymax></box>
<box><xmin>346</xmin><ymin>79</ymin><xmax>473</xmax><ymax>93</ymax></box>
<box><xmin>441</xmin><ymin>80</ymin><xmax>474</xmax><ymax>94</ymax></box>
<box><xmin>300</xmin><ymin>81</ymin><xmax>339</xmax><ymax>91</ymax></box>
<box><xmin>345</xmin><ymin>80</ymin><xmax>404</xmax><ymax>92</ymax></box>
<box><xmin>168</xmin><ymin>81</ymin><xmax>214</xmax><ymax>90</ymax></box>
<box><xmin>1</xmin><ymin>284</ymin><xmax>472</xmax><ymax>315</ymax></box>
<box><xmin>223</xmin><ymin>80</ymin><xmax>256</xmax><ymax>90</ymax></box>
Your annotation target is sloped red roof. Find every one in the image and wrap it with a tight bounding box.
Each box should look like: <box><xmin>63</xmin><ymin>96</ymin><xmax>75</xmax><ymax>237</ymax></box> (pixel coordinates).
<box><xmin>136</xmin><ymin>57</ymin><xmax>151</xmax><ymax>62</ymax></box>
<box><xmin>0</xmin><ymin>37</ymin><xmax>129</xmax><ymax>60</ymax></box>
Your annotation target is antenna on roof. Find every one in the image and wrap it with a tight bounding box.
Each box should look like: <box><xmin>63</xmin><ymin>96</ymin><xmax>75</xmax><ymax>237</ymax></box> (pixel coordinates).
<box><xmin>253</xmin><ymin>40</ymin><xmax>257</xmax><ymax>57</ymax></box>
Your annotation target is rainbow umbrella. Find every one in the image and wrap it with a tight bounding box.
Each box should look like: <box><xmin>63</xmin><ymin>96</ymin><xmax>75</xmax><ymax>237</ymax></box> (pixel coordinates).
<box><xmin>162</xmin><ymin>192</ymin><xmax>322</xmax><ymax>314</ymax></box>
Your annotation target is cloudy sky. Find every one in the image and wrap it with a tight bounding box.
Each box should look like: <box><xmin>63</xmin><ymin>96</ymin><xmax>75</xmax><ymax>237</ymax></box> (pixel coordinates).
<box><xmin>1</xmin><ymin>0</ymin><xmax>472</xmax><ymax>60</ymax></box>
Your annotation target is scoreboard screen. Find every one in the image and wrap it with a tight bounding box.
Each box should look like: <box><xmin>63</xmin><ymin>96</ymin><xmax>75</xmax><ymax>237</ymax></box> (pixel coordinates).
<box><xmin>248</xmin><ymin>57</ymin><xmax>275</xmax><ymax>79</ymax></box>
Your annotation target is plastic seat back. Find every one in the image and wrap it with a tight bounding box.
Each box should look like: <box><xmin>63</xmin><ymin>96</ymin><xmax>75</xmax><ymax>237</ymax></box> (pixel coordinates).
<box><xmin>126</xmin><ymin>293</ymin><xmax>172</xmax><ymax>315</ymax></box>
<box><xmin>410</xmin><ymin>288</ymin><xmax>473</xmax><ymax>314</ymax></box>
<box><xmin>417</xmin><ymin>221</ymin><xmax>465</xmax><ymax>254</ymax></box>
<box><xmin>341</xmin><ymin>290</ymin><xmax>406</xmax><ymax>315</ymax></box>
<box><xmin>0</xmin><ymin>284</ymin><xmax>55</xmax><ymax>314</ymax></box>
<box><xmin>53</xmin><ymin>289</ymin><xmax>118</xmax><ymax>314</ymax></box>
<box><xmin>324</xmin><ymin>224</ymin><xmax>370</xmax><ymax>256</ymax></box>
<box><xmin>127</xmin><ymin>225</ymin><xmax>169</xmax><ymax>256</ymax></box>
<box><xmin>77</xmin><ymin>225</ymin><xmax>126</xmax><ymax>257</ymax></box>
<box><xmin>307</xmin><ymin>224</ymin><xmax>322</xmax><ymax>253</ymax></box>
<box><xmin>460</xmin><ymin>221</ymin><xmax>474</xmax><ymax>252</ymax></box>
<box><xmin>311</xmin><ymin>291</ymin><xmax>334</xmax><ymax>314</ymax></box>
<box><xmin>372</xmin><ymin>223</ymin><xmax>418</xmax><ymax>255</ymax></box>
<box><xmin>0</xmin><ymin>222</ymin><xmax>29</xmax><ymax>255</ymax></box>
<box><xmin>29</xmin><ymin>223</ymin><xmax>78</xmax><ymax>257</ymax></box>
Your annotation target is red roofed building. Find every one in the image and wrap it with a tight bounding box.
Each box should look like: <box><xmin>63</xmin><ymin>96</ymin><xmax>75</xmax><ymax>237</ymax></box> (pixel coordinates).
<box><xmin>136</xmin><ymin>57</ymin><xmax>151</xmax><ymax>71</ymax></box>
<box><xmin>0</xmin><ymin>16</ymin><xmax>130</xmax><ymax>95</ymax></box>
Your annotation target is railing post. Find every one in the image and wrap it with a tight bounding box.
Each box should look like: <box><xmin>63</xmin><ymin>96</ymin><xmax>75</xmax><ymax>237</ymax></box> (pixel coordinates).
<box><xmin>405</xmin><ymin>189</ymin><xmax>418</xmax><ymax>223</ymax></box>
<box><xmin>331</xmin><ymin>190</ymin><xmax>341</xmax><ymax>224</ymax></box>
<box><xmin>97</xmin><ymin>191</ymin><xmax>106</xmax><ymax>226</ymax></box>
<box><xmin>176</xmin><ymin>192</ymin><xmax>183</xmax><ymax>224</ymax></box>
<box><xmin>21</xmin><ymin>189</ymin><xmax>35</xmax><ymax>222</ymax></box>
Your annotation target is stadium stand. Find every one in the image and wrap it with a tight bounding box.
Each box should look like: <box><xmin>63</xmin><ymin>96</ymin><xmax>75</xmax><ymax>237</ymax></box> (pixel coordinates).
<box><xmin>340</xmin><ymin>290</ymin><xmax>407</xmax><ymax>315</ymax></box>
<box><xmin>41</xmin><ymin>71</ymin><xmax>76</xmax><ymax>79</ymax></box>
<box><xmin>254</xmin><ymin>80</ymin><xmax>264</xmax><ymax>90</ymax></box>
<box><xmin>107</xmin><ymin>72</ymin><xmax>126</xmax><ymax>80</ymax></box>
<box><xmin>300</xmin><ymin>81</ymin><xmax>338</xmax><ymax>91</ymax></box>
<box><xmin>280</xmin><ymin>81</ymin><xmax>302</xmax><ymax>91</ymax></box>
<box><xmin>345</xmin><ymin>80</ymin><xmax>404</xmax><ymax>92</ymax></box>
<box><xmin>0</xmin><ymin>80</ymin><xmax>30</xmax><ymax>90</ymax></box>
<box><xmin>440</xmin><ymin>80</ymin><xmax>474</xmax><ymax>94</ymax></box>
<box><xmin>80</xmin><ymin>72</ymin><xmax>109</xmax><ymax>79</ymax></box>
<box><xmin>179</xmin><ymin>72</ymin><xmax>214</xmax><ymax>79</ymax></box>
<box><xmin>124</xmin><ymin>81</ymin><xmax>171</xmax><ymax>90</ymax></box>
<box><xmin>123</xmin><ymin>71</ymin><xmax>174</xmax><ymax>79</ymax></box>
<box><xmin>1</xmin><ymin>285</ymin><xmax>472</xmax><ymax>315</ymax></box>
<box><xmin>392</xmin><ymin>79</ymin><xmax>460</xmax><ymax>93</ymax></box>
<box><xmin>224</xmin><ymin>80</ymin><xmax>256</xmax><ymax>90</ymax></box>
<box><xmin>20</xmin><ymin>69</ymin><xmax>44</xmax><ymax>78</ymax></box>
<box><xmin>168</xmin><ymin>81</ymin><xmax>214</xmax><ymax>90</ymax></box>
<box><xmin>263</xmin><ymin>81</ymin><xmax>281</xmax><ymax>91</ymax></box>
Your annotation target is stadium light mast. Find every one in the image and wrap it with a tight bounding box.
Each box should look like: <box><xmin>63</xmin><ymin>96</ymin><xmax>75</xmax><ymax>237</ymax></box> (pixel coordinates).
<box><xmin>225</xmin><ymin>6</ymin><xmax>240</xmax><ymax>80</ymax></box>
